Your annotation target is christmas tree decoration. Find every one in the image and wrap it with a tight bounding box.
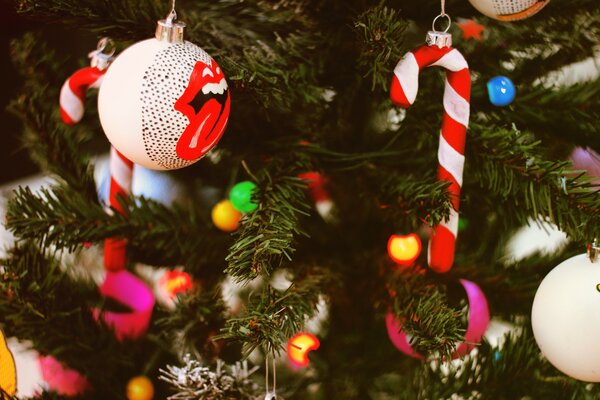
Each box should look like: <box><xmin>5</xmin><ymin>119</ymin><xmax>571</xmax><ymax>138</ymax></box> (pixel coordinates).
<box><xmin>229</xmin><ymin>181</ymin><xmax>258</xmax><ymax>213</ymax></box>
<box><xmin>98</xmin><ymin>6</ymin><xmax>230</xmax><ymax>171</ymax></box>
<box><xmin>298</xmin><ymin>172</ymin><xmax>334</xmax><ymax>219</ymax></box>
<box><xmin>0</xmin><ymin>329</ymin><xmax>16</xmax><ymax>397</ymax></box>
<box><xmin>457</xmin><ymin>19</ymin><xmax>485</xmax><ymax>41</ymax></box>
<box><xmin>487</xmin><ymin>76</ymin><xmax>516</xmax><ymax>106</ymax></box>
<box><xmin>531</xmin><ymin>248</ymin><xmax>600</xmax><ymax>382</ymax></box>
<box><xmin>104</xmin><ymin>147</ymin><xmax>134</xmax><ymax>272</ymax></box>
<box><xmin>570</xmin><ymin>147</ymin><xmax>600</xmax><ymax>186</ymax></box>
<box><xmin>212</xmin><ymin>200</ymin><xmax>243</xmax><ymax>232</ymax></box>
<box><xmin>7</xmin><ymin>0</ymin><xmax>600</xmax><ymax>397</ymax></box>
<box><xmin>92</xmin><ymin>270</ymin><xmax>155</xmax><ymax>341</ymax></box>
<box><xmin>159</xmin><ymin>270</ymin><xmax>193</xmax><ymax>300</ymax></box>
<box><xmin>467</xmin><ymin>0</ymin><xmax>550</xmax><ymax>21</ymax></box>
<box><xmin>126</xmin><ymin>375</ymin><xmax>154</xmax><ymax>400</ymax></box>
<box><xmin>390</xmin><ymin>9</ymin><xmax>470</xmax><ymax>273</ymax></box>
<box><xmin>386</xmin><ymin>279</ymin><xmax>490</xmax><ymax>359</ymax></box>
<box><xmin>159</xmin><ymin>355</ymin><xmax>260</xmax><ymax>399</ymax></box>
<box><xmin>287</xmin><ymin>332</ymin><xmax>320</xmax><ymax>368</ymax></box>
<box><xmin>59</xmin><ymin>37</ymin><xmax>114</xmax><ymax>125</ymax></box>
<box><xmin>387</xmin><ymin>234</ymin><xmax>422</xmax><ymax>266</ymax></box>
<box><xmin>39</xmin><ymin>355</ymin><xmax>90</xmax><ymax>396</ymax></box>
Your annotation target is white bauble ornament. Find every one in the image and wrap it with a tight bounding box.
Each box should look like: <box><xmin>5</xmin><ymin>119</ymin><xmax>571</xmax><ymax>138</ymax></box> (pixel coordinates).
<box><xmin>531</xmin><ymin>253</ymin><xmax>600</xmax><ymax>382</ymax></box>
<box><xmin>98</xmin><ymin>16</ymin><xmax>230</xmax><ymax>170</ymax></box>
<box><xmin>467</xmin><ymin>0</ymin><xmax>550</xmax><ymax>21</ymax></box>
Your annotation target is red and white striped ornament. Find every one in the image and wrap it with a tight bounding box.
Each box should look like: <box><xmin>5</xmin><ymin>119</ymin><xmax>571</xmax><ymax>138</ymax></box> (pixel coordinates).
<box><xmin>58</xmin><ymin>38</ymin><xmax>134</xmax><ymax>271</ymax></box>
<box><xmin>59</xmin><ymin>67</ymin><xmax>105</xmax><ymax>125</ymax></box>
<box><xmin>390</xmin><ymin>33</ymin><xmax>471</xmax><ymax>273</ymax></box>
<box><xmin>104</xmin><ymin>147</ymin><xmax>134</xmax><ymax>271</ymax></box>
<box><xmin>59</xmin><ymin>38</ymin><xmax>114</xmax><ymax>125</ymax></box>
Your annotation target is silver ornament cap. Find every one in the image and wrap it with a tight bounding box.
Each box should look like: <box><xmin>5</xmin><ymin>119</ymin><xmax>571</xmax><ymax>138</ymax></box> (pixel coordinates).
<box><xmin>426</xmin><ymin>31</ymin><xmax>452</xmax><ymax>48</ymax></box>
<box><xmin>588</xmin><ymin>239</ymin><xmax>600</xmax><ymax>263</ymax></box>
<box><xmin>156</xmin><ymin>9</ymin><xmax>186</xmax><ymax>43</ymax></box>
<box><xmin>426</xmin><ymin>12</ymin><xmax>452</xmax><ymax>48</ymax></box>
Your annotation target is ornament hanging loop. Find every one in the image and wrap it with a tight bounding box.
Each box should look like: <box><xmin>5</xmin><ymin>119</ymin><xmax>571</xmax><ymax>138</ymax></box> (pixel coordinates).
<box><xmin>88</xmin><ymin>37</ymin><xmax>115</xmax><ymax>70</ymax></box>
<box><xmin>587</xmin><ymin>239</ymin><xmax>600</xmax><ymax>263</ymax></box>
<box><xmin>156</xmin><ymin>0</ymin><xmax>186</xmax><ymax>43</ymax></box>
<box><xmin>432</xmin><ymin>13</ymin><xmax>451</xmax><ymax>33</ymax></box>
<box><xmin>426</xmin><ymin>0</ymin><xmax>452</xmax><ymax>48</ymax></box>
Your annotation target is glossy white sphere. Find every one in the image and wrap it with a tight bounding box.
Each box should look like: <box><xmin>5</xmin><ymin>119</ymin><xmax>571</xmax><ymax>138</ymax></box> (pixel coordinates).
<box><xmin>98</xmin><ymin>38</ymin><xmax>230</xmax><ymax>170</ymax></box>
<box><xmin>532</xmin><ymin>254</ymin><xmax>600</xmax><ymax>382</ymax></box>
<box><xmin>467</xmin><ymin>0</ymin><xmax>550</xmax><ymax>21</ymax></box>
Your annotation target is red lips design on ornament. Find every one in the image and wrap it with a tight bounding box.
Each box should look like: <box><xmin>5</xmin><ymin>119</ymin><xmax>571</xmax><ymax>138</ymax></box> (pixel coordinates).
<box><xmin>175</xmin><ymin>59</ymin><xmax>230</xmax><ymax>161</ymax></box>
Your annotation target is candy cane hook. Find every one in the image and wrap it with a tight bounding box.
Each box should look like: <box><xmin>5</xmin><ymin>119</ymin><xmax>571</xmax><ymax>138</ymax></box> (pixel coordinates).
<box><xmin>390</xmin><ymin>42</ymin><xmax>470</xmax><ymax>273</ymax></box>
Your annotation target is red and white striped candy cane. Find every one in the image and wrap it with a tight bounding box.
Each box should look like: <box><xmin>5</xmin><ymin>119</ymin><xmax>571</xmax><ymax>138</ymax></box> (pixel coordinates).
<box><xmin>104</xmin><ymin>147</ymin><xmax>134</xmax><ymax>271</ymax></box>
<box><xmin>390</xmin><ymin>44</ymin><xmax>471</xmax><ymax>273</ymax></box>
<box><xmin>58</xmin><ymin>39</ymin><xmax>133</xmax><ymax>271</ymax></box>
<box><xmin>59</xmin><ymin>66</ymin><xmax>106</xmax><ymax>125</ymax></box>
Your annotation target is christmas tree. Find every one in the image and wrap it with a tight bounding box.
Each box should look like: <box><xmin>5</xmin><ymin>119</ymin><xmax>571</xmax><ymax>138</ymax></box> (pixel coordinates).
<box><xmin>2</xmin><ymin>0</ymin><xmax>600</xmax><ymax>398</ymax></box>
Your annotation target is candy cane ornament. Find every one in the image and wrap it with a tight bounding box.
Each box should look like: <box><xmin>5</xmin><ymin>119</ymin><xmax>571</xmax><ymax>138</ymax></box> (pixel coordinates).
<box><xmin>59</xmin><ymin>38</ymin><xmax>114</xmax><ymax>125</ymax></box>
<box><xmin>104</xmin><ymin>147</ymin><xmax>134</xmax><ymax>271</ymax></box>
<box><xmin>390</xmin><ymin>17</ymin><xmax>471</xmax><ymax>273</ymax></box>
<box><xmin>59</xmin><ymin>67</ymin><xmax>106</xmax><ymax>125</ymax></box>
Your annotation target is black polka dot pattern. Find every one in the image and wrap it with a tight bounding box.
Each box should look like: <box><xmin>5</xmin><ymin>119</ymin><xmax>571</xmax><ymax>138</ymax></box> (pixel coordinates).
<box><xmin>492</xmin><ymin>0</ymin><xmax>537</xmax><ymax>15</ymax></box>
<box><xmin>141</xmin><ymin>42</ymin><xmax>213</xmax><ymax>169</ymax></box>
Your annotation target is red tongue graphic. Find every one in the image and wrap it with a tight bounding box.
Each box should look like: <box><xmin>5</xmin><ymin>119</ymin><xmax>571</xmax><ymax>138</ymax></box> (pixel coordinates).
<box><xmin>176</xmin><ymin>92</ymin><xmax>230</xmax><ymax>160</ymax></box>
<box><xmin>174</xmin><ymin>59</ymin><xmax>231</xmax><ymax>161</ymax></box>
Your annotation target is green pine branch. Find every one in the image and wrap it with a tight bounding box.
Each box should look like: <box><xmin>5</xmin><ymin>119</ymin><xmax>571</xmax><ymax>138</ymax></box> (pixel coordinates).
<box><xmin>8</xmin><ymin>33</ymin><xmax>98</xmax><ymax>200</ymax></box>
<box><xmin>354</xmin><ymin>3</ymin><xmax>409</xmax><ymax>91</ymax></box>
<box><xmin>215</xmin><ymin>268</ymin><xmax>331</xmax><ymax>358</ymax></box>
<box><xmin>374</xmin><ymin>173</ymin><xmax>453</xmax><ymax>229</ymax></box>
<box><xmin>156</xmin><ymin>287</ymin><xmax>227</xmax><ymax>359</ymax></box>
<box><xmin>387</xmin><ymin>267</ymin><xmax>466</xmax><ymax>360</ymax></box>
<box><xmin>497</xmin><ymin>79</ymin><xmax>600</xmax><ymax>153</ymax></box>
<box><xmin>410</xmin><ymin>330</ymin><xmax>600</xmax><ymax>400</ymax></box>
<box><xmin>466</xmin><ymin>124</ymin><xmax>600</xmax><ymax>242</ymax></box>
<box><xmin>0</xmin><ymin>242</ymin><xmax>139</xmax><ymax>398</ymax></box>
<box><xmin>5</xmin><ymin>185</ymin><xmax>230</xmax><ymax>271</ymax></box>
<box><xmin>225</xmin><ymin>161</ymin><xmax>311</xmax><ymax>283</ymax></box>
<box><xmin>15</xmin><ymin>0</ymin><xmax>327</xmax><ymax>113</ymax></box>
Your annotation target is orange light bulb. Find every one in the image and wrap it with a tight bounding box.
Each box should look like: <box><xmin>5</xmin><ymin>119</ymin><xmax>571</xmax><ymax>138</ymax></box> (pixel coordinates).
<box><xmin>387</xmin><ymin>234</ymin><xmax>422</xmax><ymax>266</ymax></box>
<box><xmin>211</xmin><ymin>200</ymin><xmax>242</xmax><ymax>232</ymax></box>
<box><xmin>287</xmin><ymin>333</ymin><xmax>320</xmax><ymax>368</ymax></box>
<box><xmin>159</xmin><ymin>270</ymin><xmax>193</xmax><ymax>299</ymax></box>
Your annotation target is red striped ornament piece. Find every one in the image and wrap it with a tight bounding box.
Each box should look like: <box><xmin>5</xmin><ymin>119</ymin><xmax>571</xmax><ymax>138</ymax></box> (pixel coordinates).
<box><xmin>59</xmin><ymin>66</ymin><xmax>106</xmax><ymax>125</ymax></box>
<box><xmin>390</xmin><ymin>45</ymin><xmax>471</xmax><ymax>273</ymax></box>
<box><xmin>104</xmin><ymin>147</ymin><xmax>134</xmax><ymax>271</ymax></box>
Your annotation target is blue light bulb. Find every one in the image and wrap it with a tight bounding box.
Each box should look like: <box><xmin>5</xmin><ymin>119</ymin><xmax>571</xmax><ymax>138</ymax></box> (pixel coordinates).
<box><xmin>487</xmin><ymin>76</ymin><xmax>516</xmax><ymax>106</ymax></box>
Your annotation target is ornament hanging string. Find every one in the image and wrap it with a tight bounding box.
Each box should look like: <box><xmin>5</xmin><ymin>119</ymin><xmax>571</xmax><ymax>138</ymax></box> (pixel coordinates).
<box><xmin>166</xmin><ymin>0</ymin><xmax>177</xmax><ymax>24</ymax></box>
<box><xmin>389</xmin><ymin>7</ymin><xmax>471</xmax><ymax>273</ymax></box>
<box><xmin>264</xmin><ymin>355</ymin><xmax>277</xmax><ymax>399</ymax></box>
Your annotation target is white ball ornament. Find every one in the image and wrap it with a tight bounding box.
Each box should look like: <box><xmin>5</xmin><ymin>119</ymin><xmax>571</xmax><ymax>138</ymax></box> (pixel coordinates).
<box><xmin>467</xmin><ymin>0</ymin><xmax>550</xmax><ymax>21</ymax></box>
<box><xmin>98</xmin><ymin>12</ymin><xmax>230</xmax><ymax>170</ymax></box>
<box><xmin>531</xmin><ymin>252</ymin><xmax>600</xmax><ymax>382</ymax></box>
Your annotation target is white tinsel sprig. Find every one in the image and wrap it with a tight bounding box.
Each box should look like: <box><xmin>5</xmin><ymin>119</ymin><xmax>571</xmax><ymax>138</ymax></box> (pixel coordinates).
<box><xmin>159</xmin><ymin>354</ymin><xmax>262</xmax><ymax>400</ymax></box>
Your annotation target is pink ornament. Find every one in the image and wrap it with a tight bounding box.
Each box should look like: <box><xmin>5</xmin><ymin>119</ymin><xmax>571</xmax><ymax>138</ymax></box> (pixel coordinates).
<box><xmin>386</xmin><ymin>279</ymin><xmax>489</xmax><ymax>359</ymax></box>
<box><xmin>92</xmin><ymin>270</ymin><xmax>155</xmax><ymax>341</ymax></box>
<box><xmin>569</xmin><ymin>147</ymin><xmax>600</xmax><ymax>186</ymax></box>
<box><xmin>39</xmin><ymin>355</ymin><xmax>90</xmax><ymax>397</ymax></box>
